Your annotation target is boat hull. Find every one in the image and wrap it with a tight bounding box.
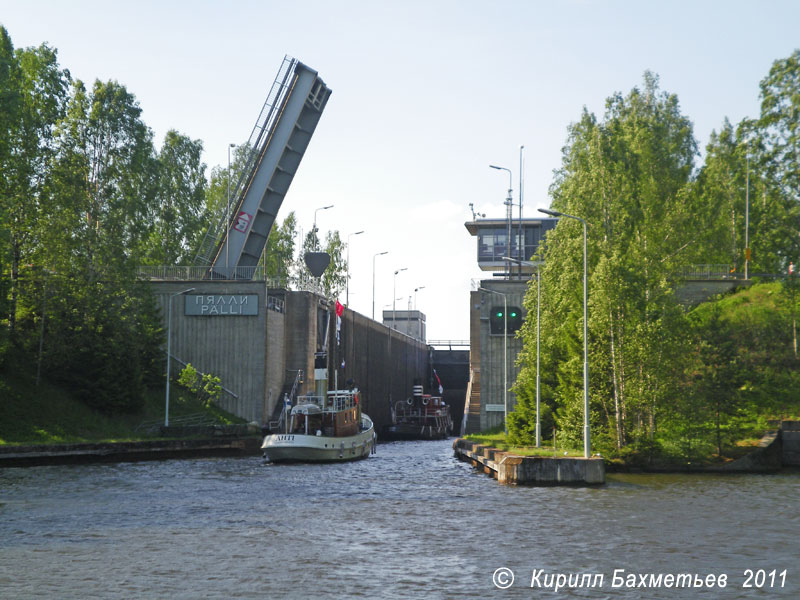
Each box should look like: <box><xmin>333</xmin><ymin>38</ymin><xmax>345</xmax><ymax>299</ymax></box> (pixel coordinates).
<box><xmin>262</xmin><ymin>416</ymin><xmax>375</xmax><ymax>463</ymax></box>
<box><xmin>382</xmin><ymin>423</ymin><xmax>450</xmax><ymax>441</ymax></box>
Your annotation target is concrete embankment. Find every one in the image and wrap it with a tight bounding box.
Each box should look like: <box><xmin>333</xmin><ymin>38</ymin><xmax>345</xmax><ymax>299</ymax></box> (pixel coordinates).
<box><xmin>0</xmin><ymin>435</ymin><xmax>262</xmax><ymax>468</ymax></box>
<box><xmin>453</xmin><ymin>438</ymin><xmax>605</xmax><ymax>485</ymax></box>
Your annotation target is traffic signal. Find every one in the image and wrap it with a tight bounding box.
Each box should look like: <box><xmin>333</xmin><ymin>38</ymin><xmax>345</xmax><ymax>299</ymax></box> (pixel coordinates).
<box><xmin>490</xmin><ymin>306</ymin><xmax>523</xmax><ymax>334</ymax></box>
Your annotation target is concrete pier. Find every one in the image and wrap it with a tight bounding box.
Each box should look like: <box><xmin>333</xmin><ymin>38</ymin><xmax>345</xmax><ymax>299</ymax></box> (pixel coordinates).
<box><xmin>0</xmin><ymin>437</ymin><xmax>262</xmax><ymax>468</ymax></box>
<box><xmin>453</xmin><ymin>439</ymin><xmax>605</xmax><ymax>485</ymax></box>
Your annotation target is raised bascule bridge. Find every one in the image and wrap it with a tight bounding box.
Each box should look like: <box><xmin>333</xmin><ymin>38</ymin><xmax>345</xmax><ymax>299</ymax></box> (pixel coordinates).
<box><xmin>143</xmin><ymin>57</ymin><xmax>468</xmax><ymax>431</ymax></box>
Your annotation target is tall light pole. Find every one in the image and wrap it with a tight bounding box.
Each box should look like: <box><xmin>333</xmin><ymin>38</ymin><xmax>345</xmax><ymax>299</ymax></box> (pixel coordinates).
<box><xmin>165</xmin><ymin>287</ymin><xmax>195</xmax><ymax>427</ymax></box>
<box><xmin>372</xmin><ymin>251</ymin><xmax>388</xmax><ymax>320</ymax></box>
<box><xmin>518</xmin><ymin>145</ymin><xmax>525</xmax><ymax>280</ymax></box>
<box><xmin>393</xmin><ymin>268</ymin><xmax>407</xmax><ymax>330</ymax></box>
<box><xmin>346</xmin><ymin>230</ymin><xmax>364</xmax><ymax>305</ymax></box>
<box><xmin>479</xmin><ymin>286</ymin><xmax>508</xmax><ymax>435</ymax></box>
<box><xmin>313</xmin><ymin>205</ymin><xmax>333</xmax><ymax>251</ymax></box>
<box><xmin>745</xmin><ymin>152</ymin><xmax>750</xmax><ymax>280</ymax></box>
<box><xmin>490</xmin><ymin>164</ymin><xmax>513</xmax><ymax>279</ymax></box>
<box><xmin>226</xmin><ymin>143</ymin><xmax>235</xmax><ymax>276</ymax></box>
<box><xmin>414</xmin><ymin>286</ymin><xmax>425</xmax><ymax>310</ymax></box>
<box><xmin>539</xmin><ymin>207</ymin><xmax>590</xmax><ymax>458</ymax></box>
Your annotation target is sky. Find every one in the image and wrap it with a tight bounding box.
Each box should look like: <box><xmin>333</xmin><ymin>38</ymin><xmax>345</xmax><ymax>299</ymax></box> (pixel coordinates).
<box><xmin>2</xmin><ymin>0</ymin><xmax>799</xmax><ymax>340</ymax></box>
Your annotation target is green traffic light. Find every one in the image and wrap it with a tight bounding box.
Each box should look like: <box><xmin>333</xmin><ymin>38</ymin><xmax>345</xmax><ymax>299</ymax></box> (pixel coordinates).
<box><xmin>496</xmin><ymin>312</ymin><xmax>504</xmax><ymax>318</ymax></box>
<box><xmin>510</xmin><ymin>312</ymin><xmax>517</xmax><ymax>318</ymax></box>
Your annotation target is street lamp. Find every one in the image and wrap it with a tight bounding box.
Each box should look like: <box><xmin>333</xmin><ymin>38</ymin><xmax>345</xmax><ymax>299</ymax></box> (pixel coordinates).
<box><xmin>226</xmin><ymin>143</ymin><xmax>235</xmax><ymax>276</ymax></box>
<box><xmin>745</xmin><ymin>151</ymin><xmax>750</xmax><ymax>280</ymax></box>
<box><xmin>313</xmin><ymin>205</ymin><xmax>334</xmax><ymax>251</ymax></box>
<box><xmin>372</xmin><ymin>251</ymin><xmax>388</xmax><ymax>320</ymax></box>
<box><xmin>478</xmin><ymin>286</ymin><xmax>508</xmax><ymax>435</ymax></box>
<box><xmin>518</xmin><ymin>145</ymin><xmax>525</xmax><ymax>280</ymax></box>
<box><xmin>393</xmin><ymin>268</ymin><xmax>407</xmax><ymax>331</ymax></box>
<box><xmin>165</xmin><ymin>287</ymin><xmax>195</xmax><ymax>427</ymax></box>
<box><xmin>490</xmin><ymin>164</ymin><xmax>514</xmax><ymax>279</ymax></box>
<box><xmin>414</xmin><ymin>286</ymin><xmax>425</xmax><ymax>310</ymax></box>
<box><xmin>503</xmin><ymin>256</ymin><xmax>541</xmax><ymax>447</ymax></box>
<box><xmin>539</xmin><ymin>207</ymin><xmax>590</xmax><ymax>458</ymax></box>
<box><xmin>346</xmin><ymin>230</ymin><xmax>364</xmax><ymax>306</ymax></box>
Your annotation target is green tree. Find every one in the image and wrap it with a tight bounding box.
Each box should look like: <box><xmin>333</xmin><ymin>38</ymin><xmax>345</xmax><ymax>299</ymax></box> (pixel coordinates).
<box><xmin>320</xmin><ymin>230</ymin><xmax>347</xmax><ymax>298</ymax></box>
<box><xmin>689</xmin><ymin>306</ymin><xmax>742</xmax><ymax>457</ymax></box>
<box><xmin>263</xmin><ymin>211</ymin><xmax>297</xmax><ymax>286</ymax></box>
<box><xmin>759</xmin><ymin>50</ymin><xmax>800</xmax><ymax>209</ymax></box>
<box><xmin>513</xmin><ymin>73</ymin><xmax>698</xmax><ymax>453</ymax></box>
<box><xmin>696</xmin><ymin>117</ymin><xmax>798</xmax><ymax>275</ymax></box>
<box><xmin>50</xmin><ymin>78</ymin><xmax>156</xmax><ymax>276</ymax></box>
<box><xmin>0</xmin><ymin>34</ymin><xmax>70</xmax><ymax>335</ymax></box>
<box><xmin>144</xmin><ymin>130</ymin><xmax>206</xmax><ymax>265</ymax></box>
<box><xmin>194</xmin><ymin>143</ymin><xmax>250</xmax><ymax>265</ymax></box>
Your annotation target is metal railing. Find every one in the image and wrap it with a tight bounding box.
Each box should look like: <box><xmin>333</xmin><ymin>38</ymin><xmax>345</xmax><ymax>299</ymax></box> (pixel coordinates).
<box><xmin>676</xmin><ymin>265</ymin><xmax>734</xmax><ymax>280</ymax></box>
<box><xmin>137</xmin><ymin>265</ymin><xmax>289</xmax><ymax>286</ymax></box>
<box><xmin>135</xmin><ymin>412</ymin><xmax>218</xmax><ymax>434</ymax></box>
<box><xmin>428</xmin><ymin>340</ymin><xmax>470</xmax><ymax>348</ymax></box>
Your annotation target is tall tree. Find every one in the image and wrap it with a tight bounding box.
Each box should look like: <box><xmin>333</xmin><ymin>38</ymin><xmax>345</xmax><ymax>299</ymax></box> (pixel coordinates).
<box><xmin>0</xmin><ymin>34</ymin><xmax>70</xmax><ymax>334</ymax></box>
<box><xmin>263</xmin><ymin>211</ymin><xmax>297</xmax><ymax>286</ymax></box>
<box><xmin>759</xmin><ymin>50</ymin><xmax>800</xmax><ymax>210</ymax></box>
<box><xmin>50</xmin><ymin>79</ymin><xmax>156</xmax><ymax>276</ymax></box>
<box><xmin>143</xmin><ymin>130</ymin><xmax>206</xmax><ymax>265</ymax></box>
<box><xmin>757</xmin><ymin>49</ymin><xmax>800</xmax><ymax>269</ymax></box>
<box><xmin>513</xmin><ymin>73</ymin><xmax>698</xmax><ymax>451</ymax></box>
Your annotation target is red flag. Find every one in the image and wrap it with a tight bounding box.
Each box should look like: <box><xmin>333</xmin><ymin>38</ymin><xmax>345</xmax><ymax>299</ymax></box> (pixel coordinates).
<box><xmin>335</xmin><ymin>300</ymin><xmax>344</xmax><ymax>317</ymax></box>
<box><xmin>434</xmin><ymin>369</ymin><xmax>444</xmax><ymax>395</ymax></box>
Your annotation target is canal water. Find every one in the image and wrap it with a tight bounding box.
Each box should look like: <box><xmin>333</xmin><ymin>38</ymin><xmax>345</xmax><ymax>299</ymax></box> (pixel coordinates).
<box><xmin>1</xmin><ymin>439</ymin><xmax>798</xmax><ymax>599</ymax></box>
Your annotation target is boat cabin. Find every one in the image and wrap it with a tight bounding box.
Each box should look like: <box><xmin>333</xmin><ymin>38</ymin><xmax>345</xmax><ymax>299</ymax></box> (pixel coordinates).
<box><xmin>290</xmin><ymin>390</ymin><xmax>362</xmax><ymax>437</ymax></box>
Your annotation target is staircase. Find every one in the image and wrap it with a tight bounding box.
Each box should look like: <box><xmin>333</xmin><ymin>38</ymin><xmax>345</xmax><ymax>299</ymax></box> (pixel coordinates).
<box><xmin>267</xmin><ymin>369</ymin><xmax>304</xmax><ymax>432</ymax></box>
<box><xmin>462</xmin><ymin>368</ymin><xmax>482</xmax><ymax>435</ymax></box>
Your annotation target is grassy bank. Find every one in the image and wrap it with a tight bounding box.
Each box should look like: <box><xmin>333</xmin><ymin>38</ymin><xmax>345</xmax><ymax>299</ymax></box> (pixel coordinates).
<box><xmin>0</xmin><ymin>369</ymin><xmax>245</xmax><ymax>446</ymax></box>
<box><xmin>464</xmin><ymin>426</ymin><xmax>767</xmax><ymax>466</ymax></box>
<box><xmin>464</xmin><ymin>428</ymin><xmax>584</xmax><ymax>457</ymax></box>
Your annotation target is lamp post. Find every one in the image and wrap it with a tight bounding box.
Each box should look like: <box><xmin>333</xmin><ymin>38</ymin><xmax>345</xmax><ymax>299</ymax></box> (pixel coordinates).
<box><xmin>393</xmin><ymin>268</ymin><xmax>407</xmax><ymax>330</ymax></box>
<box><xmin>745</xmin><ymin>152</ymin><xmax>750</xmax><ymax>280</ymax></box>
<box><xmin>372</xmin><ymin>251</ymin><xmax>388</xmax><ymax>320</ymax></box>
<box><xmin>226</xmin><ymin>143</ymin><xmax>235</xmax><ymax>276</ymax></box>
<box><xmin>490</xmin><ymin>164</ymin><xmax>513</xmax><ymax>280</ymax></box>
<box><xmin>414</xmin><ymin>286</ymin><xmax>425</xmax><ymax>310</ymax></box>
<box><xmin>539</xmin><ymin>207</ymin><xmax>590</xmax><ymax>458</ymax></box>
<box><xmin>313</xmin><ymin>205</ymin><xmax>334</xmax><ymax>251</ymax></box>
<box><xmin>518</xmin><ymin>145</ymin><xmax>525</xmax><ymax>280</ymax></box>
<box><xmin>165</xmin><ymin>287</ymin><xmax>195</xmax><ymax>427</ymax></box>
<box><xmin>346</xmin><ymin>230</ymin><xmax>364</xmax><ymax>306</ymax></box>
<box><xmin>479</xmin><ymin>286</ymin><xmax>508</xmax><ymax>434</ymax></box>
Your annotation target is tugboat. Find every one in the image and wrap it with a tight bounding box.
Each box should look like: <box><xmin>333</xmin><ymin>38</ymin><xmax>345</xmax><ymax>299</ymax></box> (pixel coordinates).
<box><xmin>383</xmin><ymin>383</ymin><xmax>453</xmax><ymax>441</ymax></box>
<box><xmin>262</xmin><ymin>300</ymin><xmax>376</xmax><ymax>463</ymax></box>
<box><xmin>261</xmin><ymin>386</ymin><xmax>376</xmax><ymax>463</ymax></box>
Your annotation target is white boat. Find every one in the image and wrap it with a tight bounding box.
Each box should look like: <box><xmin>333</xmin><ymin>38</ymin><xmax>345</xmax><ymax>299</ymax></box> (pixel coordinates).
<box><xmin>262</xmin><ymin>389</ymin><xmax>376</xmax><ymax>463</ymax></box>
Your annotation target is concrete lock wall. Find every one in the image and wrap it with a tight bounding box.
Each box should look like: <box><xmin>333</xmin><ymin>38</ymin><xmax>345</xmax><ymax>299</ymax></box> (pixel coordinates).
<box><xmin>152</xmin><ymin>282</ymin><xmax>428</xmax><ymax>430</ymax></box>
<box><xmin>153</xmin><ymin>281</ymin><xmax>271</xmax><ymax>423</ymax></box>
<box><xmin>340</xmin><ymin>310</ymin><xmax>430</xmax><ymax>430</ymax></box>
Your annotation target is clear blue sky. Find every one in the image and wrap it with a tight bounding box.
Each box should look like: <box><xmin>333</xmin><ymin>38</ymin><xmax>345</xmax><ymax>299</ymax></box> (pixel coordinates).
<box><xmin>2</xmin><ymin>1</ymin><xmax>798</xmax><ymax>339</ymax></box>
